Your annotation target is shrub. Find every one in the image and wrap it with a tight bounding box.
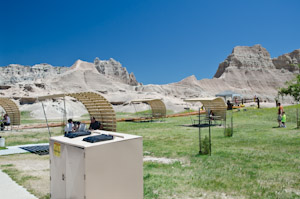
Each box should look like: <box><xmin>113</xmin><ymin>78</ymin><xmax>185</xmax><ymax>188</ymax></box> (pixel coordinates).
<box><xmin>201</xmin><ymin>135</ymin><xmax>210</xmax><ymax>155</ymax></box>
<box><xmin>224</xmin><ymin>126</ymin><xmax>233</xmax><ymax>137</ymax></box>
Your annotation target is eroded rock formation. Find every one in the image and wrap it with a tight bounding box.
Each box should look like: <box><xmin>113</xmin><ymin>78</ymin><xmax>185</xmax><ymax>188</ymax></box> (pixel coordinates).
<box><xmin>211</xmin><ymin>45</ymin><xmax>299</xmax><ymax>100</ymax></box>
<box><xmin>0</xmin><ymin>64</ymin><xmax>68</xmax><ymax>85</ymax></box>
<box><xmin>214</xmin><ymin>45</ymin><xmax>275</xmax><ymax>78</ymax></box>
<box><xmin>94</xmin><ymin>58</ymin><xmax>139</xmax><ymax>86</ymax></box>
<box><xmin>0</xmin><ymin>45</ymin><xmax>299</xmax><ymax>115</ymax></box>
<box><xmin>272</xmin><ymin>49</ymin><xmax>300</xmax><ymax>72</ymax></box>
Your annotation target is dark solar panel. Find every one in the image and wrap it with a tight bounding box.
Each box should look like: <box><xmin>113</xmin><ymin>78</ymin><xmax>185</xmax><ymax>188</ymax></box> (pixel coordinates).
<box><xmin>20</xmin><ymin>145</ymin><xmax>49</xmax><ymax>155</ymax></box>
<box><xmin>83</xmin><ymin>134</ymin><xmax>114</xmax><ymax>143</ymax></box>
<box><xmin>65</xmin><ymin>131</ymin><xmax>91</xmax><ymax>138</ymax></box>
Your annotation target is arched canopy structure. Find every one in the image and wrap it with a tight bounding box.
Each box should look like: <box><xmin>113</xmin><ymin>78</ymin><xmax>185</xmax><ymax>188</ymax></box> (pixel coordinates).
<box><xmin>184</xmin><ymin>97</ymin><xmax>227</xmax><ymax>120</ymax></box>
<box><xmin>0</xmin><ymin>98</ymin><xmax>20</xmax><ymax>125</ymax></box>
<box><xmin>131</xmin><ymin>99</ymin><xmax>166</xmax><ymax>118</ymax></box>
<box><xmin>38</xmin><ymin>92</ymin><xmax>116</xmax><ymax>132</ymax></box>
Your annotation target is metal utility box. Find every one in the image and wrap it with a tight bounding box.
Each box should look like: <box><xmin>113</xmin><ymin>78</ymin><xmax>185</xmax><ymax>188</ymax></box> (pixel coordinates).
<box><xmin>49</xmin><ymin>130</ymin><xmax>143</xmax><ymax>199</ymax></box>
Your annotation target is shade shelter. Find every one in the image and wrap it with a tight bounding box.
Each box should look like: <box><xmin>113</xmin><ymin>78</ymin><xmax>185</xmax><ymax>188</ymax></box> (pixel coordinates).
<box><xmin>184</xmin><ymin>97</ymin><xmax>227</xmax><ymax>120</ymax></box>
<box><xmin>215</xmin><ymin>90</ymin><xmax>242</xmax><ymax>101</ymax></box>
<box><xmin>0</xmin><ymin>97</ymin><xmax>20</xmax><ymax>125</ymax></box>
<box><xmin>131</xmin><ymin>99</ymin><xmax>166</xmax><ymax>119</ymax></box>
<box><xmin>38</xmin><ymin>92</ymin><xmax>116</xmax><ymax>132</ymax></box>
<box><xmin>184</xmin><ymin>97</ymin><xmax>227</xmax><ymax>155</ymax></box>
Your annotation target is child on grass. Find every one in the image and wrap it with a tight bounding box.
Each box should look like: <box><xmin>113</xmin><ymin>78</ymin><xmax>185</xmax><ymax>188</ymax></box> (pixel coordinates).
<box><xmin>281</xmin><ymin>111</ymin><xmax>286</xmax><ymax>128</ymax></box>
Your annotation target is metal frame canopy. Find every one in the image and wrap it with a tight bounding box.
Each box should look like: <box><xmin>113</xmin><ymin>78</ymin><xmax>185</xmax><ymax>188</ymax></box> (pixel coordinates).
<box><xmin>38</xmin><ymin>92</ymin><xmax>116</xmax><ymax>132</ymax></box>
<box><xmin>0</xmin><ymin>98</ymin><xmax>20</xmax><ymax>125</ymax></box>
<box><xmin>131</xmin><ymin>99</ymin><xmax>167</xmax><ymax>118</ymax></box>
<box><xmin>184</xmin><ymin>97</ymin><xmax>227</xmax><ymax>120</ymax></box>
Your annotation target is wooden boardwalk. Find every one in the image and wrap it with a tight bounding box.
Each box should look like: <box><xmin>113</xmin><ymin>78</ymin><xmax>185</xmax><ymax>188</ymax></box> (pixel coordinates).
<box><xmin>15</xmin><ymin>111</ymin><xmax>206</xmax><ymax>130</ymax></box>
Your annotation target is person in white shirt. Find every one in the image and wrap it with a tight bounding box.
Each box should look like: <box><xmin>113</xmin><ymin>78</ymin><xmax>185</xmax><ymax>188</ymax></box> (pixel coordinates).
<box><xmin>64</xmin><ymin>119</ymin><xmax>74</xmax><ymax>135</ymax></box>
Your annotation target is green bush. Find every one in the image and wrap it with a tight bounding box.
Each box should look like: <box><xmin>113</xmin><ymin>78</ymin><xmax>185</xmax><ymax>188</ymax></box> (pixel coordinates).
<box><xmin>201</xmin><ymin>135</ymin><xmax>210</xmax><ymax>155</ymax></box>
<box><xmin>224</xmin><ymin>126</ymin><xmax>233</xmax><ymax>137</ymax></box>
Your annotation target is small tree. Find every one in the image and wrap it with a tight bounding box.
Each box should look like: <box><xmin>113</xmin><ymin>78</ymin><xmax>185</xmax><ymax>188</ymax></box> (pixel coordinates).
<box><xmin>201</xmin><ymin>135</ymin><xmax>210</xmax><ymax>155</ymax></box>
<box><xmin>224</xmin><ymin>125</ymin><xmax>233</xmax><ymax>137</ymax></box>
<box><xmin>278</xmin><ymin>64</ymin><xmax>300</xmax><ymax>101</ymax></box>
<box><xmin>279</xmin><ymin>64</ymin><xmax>300</xmax><ymax>128</ymax></box>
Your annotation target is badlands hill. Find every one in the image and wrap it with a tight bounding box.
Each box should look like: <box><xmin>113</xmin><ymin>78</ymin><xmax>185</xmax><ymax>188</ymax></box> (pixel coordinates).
<box><xmin>0</xmin><ymin>44</ymin><xmax>299</xmax><ymax>116</ymax></box>
<box><xmin>136</xmin><ymin>45</ymin><xmax>300</xmax><ymax>101</ymax></box>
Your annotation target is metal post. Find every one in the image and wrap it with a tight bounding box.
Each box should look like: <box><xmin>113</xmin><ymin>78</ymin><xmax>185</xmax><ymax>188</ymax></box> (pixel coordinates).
<box><xmin>41</xmin><ymin>102</ymin><xmax>51</xmax><ymax>137</ymax></box>
<box><xmin>297</xmin><ymin>101</ymin><xmax>299</xmax><ymax>129</ymax></box>
<box><xmin>209</xmin><ymin>118</ymin><xmax>211</xmax><ymax>156</ymax></box>
<box><xmin>63</xmin><ymin>96</ymin><xmax>67</xmax><ymax>123</ymax></box>
<box><xmin>198</xmin><ymin>107</ymin><xmax>202</xmax><ymax>154</ymax></box>
<box><xmin>63</xmin><ymin>96</ymin><xmax>67</xmax><ymax>134</ymax></box>
<box><xmin>231</xmin><ymin>110</ymin><xmax>233</xmax><ymax>135</ymax></box>
<box><xmin>224</xmin><ymin>107</ymin><xmax>227</xmax><ymax>135</ymax></box>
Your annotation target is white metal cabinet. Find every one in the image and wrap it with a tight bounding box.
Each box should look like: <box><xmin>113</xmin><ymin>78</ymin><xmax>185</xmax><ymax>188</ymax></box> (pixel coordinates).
<box><xmin>65</xmin><ymin>144</ymin><xmax>85</xmax><ymax>199</ymax></box>
<box><xmin>50</xmin><ymin>131</ymin><xmax>143</xmax><ymax>199</ymax></box>
<box><xmin>50</xmin><ymin>142</ymin><xmax>85</xmax><ymax>199</ymax></box>
<box><xmin>50</xmin><ymin>140</ymin><xmax>66</xmax><ymax>199</ymax></box>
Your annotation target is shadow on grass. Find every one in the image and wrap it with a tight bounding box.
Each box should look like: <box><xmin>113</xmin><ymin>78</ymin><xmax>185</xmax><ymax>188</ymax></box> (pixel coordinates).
<box><xmin>178</xmin><ymin>124</ymin><xmax>220</xmax><ymax>128</ymax></box>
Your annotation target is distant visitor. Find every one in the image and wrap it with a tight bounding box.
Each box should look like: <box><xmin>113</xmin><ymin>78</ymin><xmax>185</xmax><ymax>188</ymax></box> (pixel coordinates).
<box><xmin>227</xmin><ymin>100</ymin><xmax>232</xmax><ymax>110</ymax></box>
<box><xmin>89</xmin><ymin>117</ymin><xmax>103</xmax><ymax>130</ymax></box>
<box><xmin>277</xmin><ymin>103</ymin><xmax>283</xmax><ymax>127</ymax></box>
<box><xmin>281</xmin><ymin>111</ymin><xmax>286</xmax><ymax>128</ymax></box>
<box><xmin>1</xmin><ymin>114</ymin><xmax>10</xmax><ymax>131</ymax></box>
<box><xmin>64</xmin><ymin>118</ymin><xmax>74</xmax><ymax>135</ymax></box>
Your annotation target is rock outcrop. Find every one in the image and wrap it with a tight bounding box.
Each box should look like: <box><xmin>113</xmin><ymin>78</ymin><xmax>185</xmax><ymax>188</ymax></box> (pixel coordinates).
<box><xmin>94</xmin><ymin>58</ymin><xmax>139</xmax><ymax>86</ymax></box>
<box><xmin>272</xmin><ymin>49</ymin><xmax>300</xmax><ymax>72</ymax></box>
<box><xmin>0</xmin><ymin>63</ymin><xmax>68</xmax><ymax>85</ymax></box>
<box><xmin>0</xmin><ymin>58</ymin><xmax>139</xmax><ymax>87</ymax></box>
<box><xmin>214</xmin><ymin>45</ymin><xmax>275</xmax><ymax>78</ymax></box>
<box><xmin>210</xmin><ymin>45</ymin><xmax>299</xmax><ymax>100</ymax></box>
<box><xmin>215</xmin><ymin>45</ymin><xmax>300</xmax><ymax>78</ymax></box>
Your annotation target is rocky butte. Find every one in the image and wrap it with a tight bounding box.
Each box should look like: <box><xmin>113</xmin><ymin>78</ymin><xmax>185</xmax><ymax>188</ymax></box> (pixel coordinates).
<box><xmin>0</xmin><ymin>44</ymin><xmax>299</xmax><ymax>114</ymax></box>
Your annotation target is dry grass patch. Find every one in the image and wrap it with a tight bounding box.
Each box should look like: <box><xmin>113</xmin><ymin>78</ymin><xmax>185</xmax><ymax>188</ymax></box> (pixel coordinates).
<box><xmin>0</xmin><ymin>153</ymin><xmax>49</xmax><ymax>199</ymax></box>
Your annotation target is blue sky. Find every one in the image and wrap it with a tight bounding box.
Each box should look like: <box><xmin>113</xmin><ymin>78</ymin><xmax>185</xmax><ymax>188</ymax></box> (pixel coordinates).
<box><xmin>1</xmin><ymin>0</ymin><xmax>299</xmax><ymax>84</ymax></box>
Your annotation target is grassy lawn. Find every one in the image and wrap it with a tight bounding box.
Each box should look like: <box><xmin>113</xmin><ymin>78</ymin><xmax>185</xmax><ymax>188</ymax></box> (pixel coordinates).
<box><xmin>0</xmin><ymin>106</ymin><xmax>300</xmax><ymax>198</ymax></box>
<box><xmin>117</xmin><ymin>106</ymin><xmax>300</xmax><ymax>199</ymax></box>
<box><xmin>1</xmin><ymin>127</ymin><xmax>63</xmax><ymax>146</ymax></box>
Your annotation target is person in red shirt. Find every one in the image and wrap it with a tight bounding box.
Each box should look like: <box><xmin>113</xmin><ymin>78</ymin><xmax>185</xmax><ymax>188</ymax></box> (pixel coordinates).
<box><xmin>277</xmin><ymin>103</ymin><xmax>283</xmax><ymax>127</ymax></box>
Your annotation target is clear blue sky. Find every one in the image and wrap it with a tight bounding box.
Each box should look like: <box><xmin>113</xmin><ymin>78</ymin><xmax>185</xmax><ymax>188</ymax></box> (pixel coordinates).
<box><xmin>1</xmin><ymin>0</ymin><xmax>299</xmax><ymax>84</ymax></box>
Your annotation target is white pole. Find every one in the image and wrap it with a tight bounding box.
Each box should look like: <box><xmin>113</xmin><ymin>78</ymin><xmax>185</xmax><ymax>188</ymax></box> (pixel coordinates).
<box><xmin>63</xmin><ymin>96</ymin><xmax>67</xmax><ymax>124</ymax></box>
<box><xmin>41</xmin><ymin>101</ymin><xmax>51</xmax><ymax>137</ymax></box>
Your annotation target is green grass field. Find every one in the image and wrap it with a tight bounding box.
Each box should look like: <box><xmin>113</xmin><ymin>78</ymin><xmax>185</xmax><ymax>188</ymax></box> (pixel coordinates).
<box><xmin>116</xmin><ymin>106</ymin><xmax>300</xmax><ymax>199</ymax></box>
<box><xmin>1</xmin><ymin>105</ymin><xmax>300</xmax><ymax>198</ymax></box>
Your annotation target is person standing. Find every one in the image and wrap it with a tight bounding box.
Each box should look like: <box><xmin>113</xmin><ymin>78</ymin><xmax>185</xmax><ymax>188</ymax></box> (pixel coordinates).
<box><xmin>227</xmin><ymin>100</ymin><xmax>232</xmax><ymax>110</ymax></box>
<box><xmin>281</xmin><ymin>111</ymin><xmax>286</xmax><ymax>128</ymax></box>
<box><xmin>277</xmin><ymin>103</ymin><xmax>283</xmax><ymax>127</ymax></box>
<box><xmin>257</xmin><ymin>97</ymin><xmax>260</xmax><ymax>109</ymax></box>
